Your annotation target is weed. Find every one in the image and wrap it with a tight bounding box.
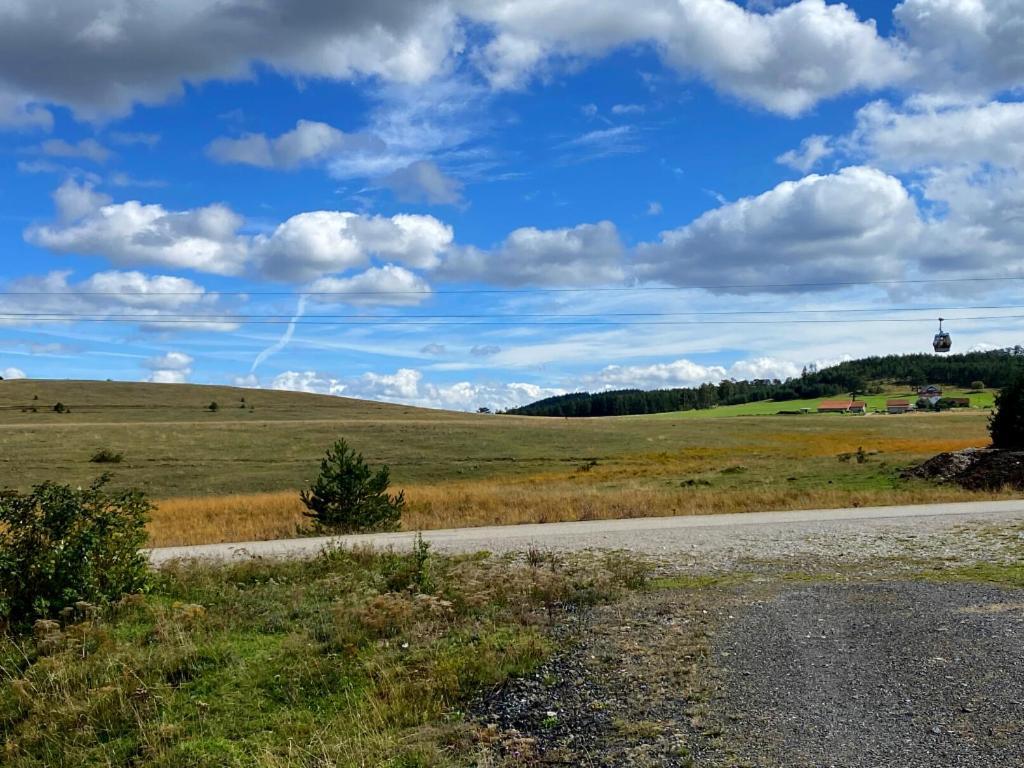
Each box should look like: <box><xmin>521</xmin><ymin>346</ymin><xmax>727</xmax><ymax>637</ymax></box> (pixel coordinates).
<box><xmin>90</xmin><ymin>448</ymin><xmax>124</xmax><ymax>464</ymax></box>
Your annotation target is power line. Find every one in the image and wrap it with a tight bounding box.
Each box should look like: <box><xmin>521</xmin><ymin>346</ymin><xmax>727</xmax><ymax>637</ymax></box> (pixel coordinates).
<box><xmin>1</xmin><ymin>303</ymin><xmax>1024</xmax><ymax>320</ymax></box>
<box><xmin>3</xmin><ymin>274</ymin><xmax>1024</xmax><ymax>297</ymax></box>
<box><xmin>3</xmin><ymin>314</ymin><xmax>1024</xmax><ymax>326</ymax></box>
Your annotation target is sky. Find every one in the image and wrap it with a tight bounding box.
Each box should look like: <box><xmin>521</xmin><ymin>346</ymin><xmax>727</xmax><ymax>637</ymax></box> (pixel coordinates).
<box><xmin>0</xmin><ymin>0</ymin><xmax>1023</xmax><ymax>410</ymax></box>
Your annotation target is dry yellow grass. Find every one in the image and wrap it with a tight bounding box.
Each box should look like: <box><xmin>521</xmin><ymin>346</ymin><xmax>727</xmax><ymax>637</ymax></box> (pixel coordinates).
<box><xmin>148</xmin><ymin>479</ymin><xmax>1012</xmax><ymax>548</ymax></box>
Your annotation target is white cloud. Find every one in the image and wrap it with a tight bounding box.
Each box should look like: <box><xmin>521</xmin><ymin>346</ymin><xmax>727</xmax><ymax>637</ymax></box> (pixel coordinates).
<box><xmin>776</xmin><ymin>134</ymin><xmax>833</xmax><ymax>172</ymax></box>
<box><xmin>271</xmin><ymin>371</ymin><xmax>347</xmax><ymax>397</ymax></box>
<box><xmin>611</xmin><ymin>103</ymin><xmax>645</xmax><ymax>115</ymax></box>
<box><xmin>109</xmin><ymin>131</ymin><xmax>160</xmax><ymax>147</ymax></box>
<box><xmin>26</xmin><ymin>180</ymin><xmax>249</xmax><ymax>275</ymax></box>
<box><xmin>635</xmin><ymin>166</ymin><xmax>920</xmax><ymax>291</ymax></box>
<box><xmin>421</xmin><ymin>343</ymin><xmax>447</xmax><ymax>355</ymax></box>
<box><xmin>895</xmin><ymin>0</ymin><xmax>1024</xmax><ymax>98</ymax></box>
<box><xmin>847</xmin><ymin>99</ymin><xmax>1024</xmax><ymax>172</ymax></box>
<box><xmin>38</xmin><ymin>138</ymin><xmax>111</xmax><ymax>163</ymax></box>
<box><xmin>381</xmin><ymin>160</ymin><xmax>464</xmax><ymax>205</ymax></box>
<box><xmin>0</xmin><ymin>1</ymin><xmax>460</xmax><ymax>123</ymax></box>
<box><xmin>307</xmin><ymin>265</ymin><xmax>432</xmax><ymax>306</ymax></box>
<box><xmin>145</xmin><ymin>351</ymin><xmax>193</xmax><ymax>384</ymax></box>
<box><xmin>0</xmin><ymin>269</ymin><xmax>235</xmax><ymax>332</ymax></box>
<box><xmin>27</xmin><ymin>181</ymin><xmax>454</xmax><ymax>283</ymax></box>
<box><xmin>592</xmin><ymin>355</ymin><xmax>808</xmax><ymax>389</ymax></box>
<box><xmin>1</xmin><ymin>367</ymin><xmax>27</xmax><ymax>380</ymax></box>
<box><xmin>442</xmin><ymin>220</ymin><xmax>626</xmax><ymax>286</ymax></box>
<box><xmin>646</xmin><ymin>201</ymin><xmax>663</xmax><ymax>216</ymax></box>
<box><xmin>254</xmin><ymin>211</ymin><xmax>453</xmax><ymax>282</ymax></box>
<box><xmin>262</xmin><ymin>366</ymin><xmax>563</xmax><ymax>411</ymax></box>
<box><xmin>207</xmin><ymin>120</ymin><xmax>384</xmax><ymax>169</ymax></box>
<box><xmin>468</xmin><ymin>0</ymin><xmax>909</xmax><ymax>115</ymax></box>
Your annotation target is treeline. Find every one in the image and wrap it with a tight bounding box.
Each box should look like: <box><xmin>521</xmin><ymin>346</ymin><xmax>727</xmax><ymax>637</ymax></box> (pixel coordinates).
<box><xmin>510</xmin><ymin>348</ymin><xmax>1024</xmax><ymax>418</ymax></box>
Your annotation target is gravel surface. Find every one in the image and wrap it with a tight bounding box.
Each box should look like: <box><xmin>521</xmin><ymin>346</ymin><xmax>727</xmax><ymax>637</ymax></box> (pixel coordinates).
<box><xmin>472</xmin><ymin>576</ymin><xmax>1024</xmax><ymax>767</ymax></box>
<box><xmin>716</xmin><ymin>582</ymin><xmax>1024</xmax><ymax>767</ymax></box>
<box><xmin>149</xmin><ymin>500</ymin><xmax>1024</xmax><ymax>567</ymax></box>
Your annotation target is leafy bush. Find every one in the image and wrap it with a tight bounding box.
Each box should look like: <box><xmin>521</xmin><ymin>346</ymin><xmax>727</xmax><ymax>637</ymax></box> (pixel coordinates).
<box><xmin>971</xmin><ymin>380</ymin><xmax>985</xmax><ymax>391</ymax></box>
<box><xmin>301</xmin><ymin>439</ymin><xmax>404</xmax><ymax>532</ymax></box>
<box><xmin>0</xmin><ymin>477</ymin><xmax>151</xmax><ymax>625</ymax></box>
<box><xmin>52</xmin><ymin>402</ymin><xmax>66</xmax><ymax>414</ymax></box>
<box><xmin>207</xmin><ymin>401</ymin><xmax>219</xmax><ymax>412</ymax></box>
<box><xmin>990</xmin><ymin>374</ymin><xmax>1024</xmax><ymax>450</ymax></box>
<box><xmin>90</xmin><ymin>448</ymin><xmax>124</xmax><ymax>464</ymax></box>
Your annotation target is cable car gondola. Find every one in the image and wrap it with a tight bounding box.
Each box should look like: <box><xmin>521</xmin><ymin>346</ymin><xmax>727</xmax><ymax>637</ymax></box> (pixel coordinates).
<box><xmin>932</xmin><ymin>317</ymin><xmax>952</xmax><ymax>353</ymax></box>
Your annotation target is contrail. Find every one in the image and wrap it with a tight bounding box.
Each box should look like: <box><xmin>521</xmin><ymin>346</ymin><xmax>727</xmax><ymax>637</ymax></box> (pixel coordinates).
<box><xmin>250</xmin><ymin>294</ymin><xmax>308</xmax><ymax>373</ymax></box>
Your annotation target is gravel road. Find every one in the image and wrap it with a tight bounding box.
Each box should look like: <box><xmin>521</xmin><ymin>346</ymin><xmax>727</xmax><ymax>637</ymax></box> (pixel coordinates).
<box><xmin>715</xmin><ymin>581</ymin><xmax>1024</xmax><ymax>767</ymax></box>
<box><xmin>148</xmin><ymin>499</ymin><xmax>1024</xmax><ymax>567</ymax></box>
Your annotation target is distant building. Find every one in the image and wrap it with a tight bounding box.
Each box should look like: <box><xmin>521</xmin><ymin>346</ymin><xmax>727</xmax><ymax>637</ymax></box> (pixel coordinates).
<box><xmin>917</xmin><ymin>385</ymin><xmax>943</xmax><ymax>405</ymax></box>
<box><xmin>944</xmin><ymin>397</ymin><xmax>970</xmax><ymax>408</ymax></box>
<box><xmin>818</xmin><ymin>399</ymin><xmax>852</xmax><ymax>413</ymax></box>
<box><xmin>849</xmin><ymin>401</ymin><xmax>867</xmax><ymax>414</ymax></box>
<box><xmin>886</xmin><ymin>399</ymin><xmax>912</xmax><ymax>414</ymax></box>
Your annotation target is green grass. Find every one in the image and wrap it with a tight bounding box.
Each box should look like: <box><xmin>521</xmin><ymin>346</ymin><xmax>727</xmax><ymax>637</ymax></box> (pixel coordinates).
<box><xmin>0</xmin><ymin>380</ymin><xmax>997</xmax><ymax>500</ymax></box>
<box><xmin>0</xmin><ymin>546</ymin><xmax>643</xmax><ymax>767</ymax></box>
<box><xmin>642</xmin><ymin>387</ymin><xmax>997</xmax><ymax>418</ymax></box>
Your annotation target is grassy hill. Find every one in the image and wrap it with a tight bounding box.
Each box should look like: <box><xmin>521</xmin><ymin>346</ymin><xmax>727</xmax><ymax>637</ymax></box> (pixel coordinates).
<box><xmin>649</xmin><ymin>387</ymin><xmax>997</xmax><ymax>419</ymax></box>
<box><xmin>0</xmin><ymin>379</ymin><xmax>1008</xmax><ymax>547</ymax></box>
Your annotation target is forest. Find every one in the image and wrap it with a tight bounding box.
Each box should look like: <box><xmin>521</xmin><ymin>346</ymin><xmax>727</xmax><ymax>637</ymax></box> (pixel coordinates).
<box><xmin>509</xmin><ymin>348</ymin><xmax>1024</xmax><ymax>417</ymax></box>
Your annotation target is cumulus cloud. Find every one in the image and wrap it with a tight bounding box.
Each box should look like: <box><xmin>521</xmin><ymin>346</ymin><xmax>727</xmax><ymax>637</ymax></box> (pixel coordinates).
<box><xmin>26</xmin><ymin>181</ymin><xmax>454</xmax><ymax>283</ymax></box>
<box><xmin>0</xmin><ymin>269</ymin><xmax>235</xmax><ymax>332</ymax></box>
<box><xmin>307</xmin><ymin>265</ymin><xmax>432</xmax><ymax>306</ymax></box>
<box><xmin>895</xmin><ymin>0</ymin><xmax>1024</xmax><ymax>98</ymax></box>
<box><xmin>26</xmin><ymin>180</ymin><xmax>249</xmax><ymax>275</ymax></box>
<box><xmin>635</xmin><ymin>166</ymin><xmax>920</xmax><ymax>291</ymax></box>
<box><xmin>1</xmin><ymin>367</ymin><xmax>27</xmax><ymax>380</ymax></box>
<box><xmin>381</xmin><ymin>160</ymin><xmax>464</xmax><ymax>205</ymax></box>
<box><xmin>846</xmin><ymin>99</ymin><xmax>1024</xmax><ymax>172</ymax></box>
<box><xmin>593</xmin><ymin>356</ymin><xmax>806</xmax><ymax>389</ymax></box>
<box><xmin>0</xmin><ymin>1</ymin><xmax>460</xmax><ymax>122</ymax></box>
<box><xmin>207</xmin><ymin>120</ymin><xmax>384</xmax><ymax>169</ymax></box>
<box><xmin>145</xmin><ymin>351</ymin><xmax>193</xmax><ymax>384</ymax></box>
<box><xmin>267</xmin><ymin>366</ymin><xmax>564</xmax><ymax>411</ymax></box>
<box><xmin>776</xmin><ymin>135</ymin><xmax>833</xmax><ymax>172</ymax></box>
<box><xmin>442</xmin><ymin>220</ymin><xmax>626</xmax><ymax>286</ymax></box>
<box><xmin>254</xmin><ymin>211</ymin><xmax>453</xmax><ymax>282</ymax></box>
<box><xmin>469</xmin><ymin>0</ymin><xmax>909</xmax><ymax>115</ymax></box>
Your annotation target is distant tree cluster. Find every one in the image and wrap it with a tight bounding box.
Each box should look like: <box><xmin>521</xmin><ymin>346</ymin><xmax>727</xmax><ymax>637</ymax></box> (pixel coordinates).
<box><xmin>510</xmin><ymin>349</ymin><xmax>1024</xmax><ymax>418</ymax></box>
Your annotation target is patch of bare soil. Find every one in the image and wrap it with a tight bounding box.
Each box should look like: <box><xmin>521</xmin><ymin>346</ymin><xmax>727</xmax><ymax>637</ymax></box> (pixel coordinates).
<box><xmin>904</xmin><ymin>448</ymin><xmax>1024</xmax><ymax>490</ymax></box>
<box><xmin>472</xmin><ymin>580</ymin><xmax>1024</xmax><ymax>767</ymax></box>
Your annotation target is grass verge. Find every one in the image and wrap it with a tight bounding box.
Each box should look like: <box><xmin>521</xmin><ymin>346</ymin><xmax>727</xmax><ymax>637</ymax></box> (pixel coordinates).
<box><xmin>0</xmin><ymin>545</ymin><xmax>648</xmax><ymax>767</ymax></box>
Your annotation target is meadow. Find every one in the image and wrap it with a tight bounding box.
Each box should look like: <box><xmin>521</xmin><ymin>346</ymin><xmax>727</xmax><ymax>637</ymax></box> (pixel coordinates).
<box><xmin>0</xmin><ymin>380</ymin><xmax>1008</xmax><ymax>547</ymax></box>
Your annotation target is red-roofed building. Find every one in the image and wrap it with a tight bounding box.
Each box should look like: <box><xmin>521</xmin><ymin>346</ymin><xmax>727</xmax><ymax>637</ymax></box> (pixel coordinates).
<box><xmin>818</xmin><ymin>400</ymin><xmax>851</xmax><ymax>412</ymax></box>
<box><xmin>887</xmin><ymin>399</ymin><xmax>912</xmax><ymax>414</ymax></box>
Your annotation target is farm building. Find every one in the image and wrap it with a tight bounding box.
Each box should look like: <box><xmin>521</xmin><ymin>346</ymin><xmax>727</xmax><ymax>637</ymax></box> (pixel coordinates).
<box><xmin>886</xmin><ymin>399</ymin><xmax>912</xmax><ymax>414</ymax></box>
<box><xmin>817</xmin><ymin>400</ymin><xmax>867</xmax><ymax>414</ymax></box>
<box><xmin>917</xmin><ymin>385</ymin><xmax>943</xmax><ymax>405</ymax></box>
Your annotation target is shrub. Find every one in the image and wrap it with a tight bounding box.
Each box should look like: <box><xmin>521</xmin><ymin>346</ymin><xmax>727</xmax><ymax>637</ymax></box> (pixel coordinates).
<box><xmin>0</xmin><ymin>477</ymin><xmax>151</xmax><ymax>625</ymax></box>
<box><xmin>971</xmin><ymin>380</ymin><xmax>985</xmax><ymax>391</ymax></box>
<box><xmin>990</xmin><ymin>374</ymin><xmax>1024</xmax><ymax>450</ymax></box>
<box><xmin>90</xmin><ymin>448</ymin><xmax>124</xmax><ymax>464</ymax></box>
<box><xmin>207</xmin><ymin>401</ymin><xmax>219</xmax><ymax>412</ymax></box>
<box><xmin>300</xmin><ymin>439</ymin><xmax>404</xmax><ymax>532</ymax></box>
<box><xmin>53</xmin><ymin>402</ymin><xmax>66</xmax><ymax>414</ymax></box>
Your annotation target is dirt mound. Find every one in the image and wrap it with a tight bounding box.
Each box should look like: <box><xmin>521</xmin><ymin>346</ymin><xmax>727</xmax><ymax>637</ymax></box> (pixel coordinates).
<box><xmin>903</xmin><ymin>447</ymin><xmax>1024</xmax><ymax>490</ymax></box>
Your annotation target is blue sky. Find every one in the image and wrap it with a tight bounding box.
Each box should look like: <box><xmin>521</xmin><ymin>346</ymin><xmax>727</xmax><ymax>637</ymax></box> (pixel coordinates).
<box><xmin>1</xmin><ymin>0</ymin><xmax>1023</xmax><ymax>409</ymax></box>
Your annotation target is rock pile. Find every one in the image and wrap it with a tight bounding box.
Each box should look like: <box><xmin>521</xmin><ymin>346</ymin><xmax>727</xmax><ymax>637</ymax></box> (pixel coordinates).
<box><xmin>903</xmin><ymin>447</ymin><xmax>1024</xmax><ymax>490</ymax></box>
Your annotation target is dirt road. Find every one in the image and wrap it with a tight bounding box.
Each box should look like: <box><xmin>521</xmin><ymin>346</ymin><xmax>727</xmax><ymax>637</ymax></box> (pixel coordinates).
<box><xmin>148</xmin><ymin>498</ymin><xmax>1024</xmax><ymax>565</ymax></box>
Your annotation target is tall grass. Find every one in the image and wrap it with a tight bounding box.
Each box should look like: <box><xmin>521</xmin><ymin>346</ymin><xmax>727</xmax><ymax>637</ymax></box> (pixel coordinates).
<box><xmin>0</xmin><ymin>546</ymin><xmax>647</xmax><ymax>767</ymax></box>
<box><xmin>148</xmin><ymin>480</ymin><xmax>1010</xmax><ymax>548</ymax></box>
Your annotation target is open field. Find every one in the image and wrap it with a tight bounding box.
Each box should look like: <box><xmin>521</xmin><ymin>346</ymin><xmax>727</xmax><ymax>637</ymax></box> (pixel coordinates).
<box><xmin>0</xmin><ymin>380</ymin><xmax>1013</xmax><ymax>547</ymax></box>
<box><xmin>648</xmin><ymin>386</ymin><xmax>997</xmax><ymax>418</ymax></box>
